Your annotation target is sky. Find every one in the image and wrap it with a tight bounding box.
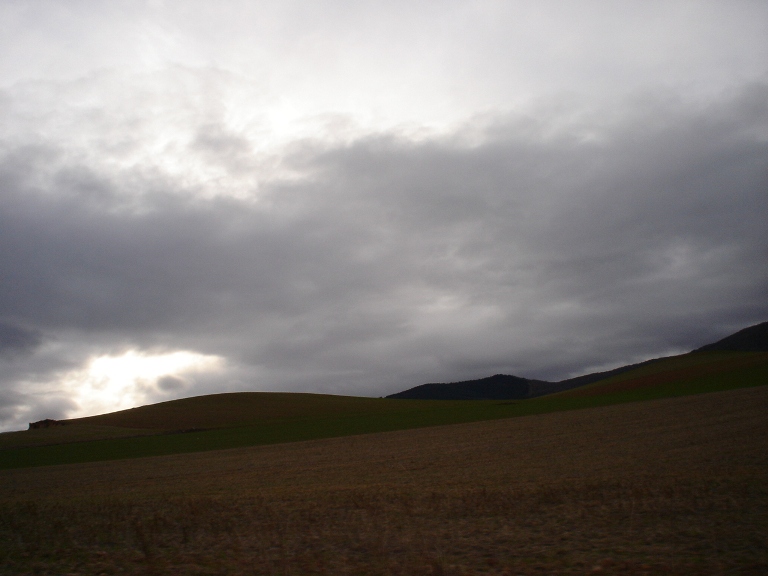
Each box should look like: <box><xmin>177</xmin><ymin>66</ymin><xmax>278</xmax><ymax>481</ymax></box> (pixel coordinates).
<box><xmin>1</xmin><ymin>0</ymin><xmax>767</xmax><ymax>431</ymax></box>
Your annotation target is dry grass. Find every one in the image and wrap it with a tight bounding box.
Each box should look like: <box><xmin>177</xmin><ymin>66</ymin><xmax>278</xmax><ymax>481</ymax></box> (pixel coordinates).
<box><xmin>71</xmin><ymin>393</ymin><xmax>402</xmax><ymax>431</ymax></box>
<box><xmin>1</xmin><ymin>386</ymin><xmax>767</xmax><ymax>575</ymax></box>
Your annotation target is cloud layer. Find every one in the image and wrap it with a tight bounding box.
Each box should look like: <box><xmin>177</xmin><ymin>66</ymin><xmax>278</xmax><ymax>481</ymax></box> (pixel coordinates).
<box><xmin>2</xmin><ymin>77</ymin><xmax>767</xmax><ymax>430</ymax></box>
<box><xmin>1</xmin><ymin>2</ymin><xmax>767</xmax><ymax>430</ymax></box>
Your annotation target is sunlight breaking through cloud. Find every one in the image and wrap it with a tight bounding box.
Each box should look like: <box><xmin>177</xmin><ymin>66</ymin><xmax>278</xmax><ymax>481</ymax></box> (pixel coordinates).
<box><xmin>63</xmin><ymin>350</ymin><xmax>225</xmax><ymax>419</ymax></box>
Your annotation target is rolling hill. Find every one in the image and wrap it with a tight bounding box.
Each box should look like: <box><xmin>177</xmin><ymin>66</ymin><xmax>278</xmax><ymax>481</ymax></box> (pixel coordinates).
<box><xmin>693</xmin><ymin>319</ymin><xmax>768</xmax><ymax>352</ymax></box>
<box><xmin>1</xmin><ymin>320</ymin><xmax>766</xmax><ymax>469</ymax></box>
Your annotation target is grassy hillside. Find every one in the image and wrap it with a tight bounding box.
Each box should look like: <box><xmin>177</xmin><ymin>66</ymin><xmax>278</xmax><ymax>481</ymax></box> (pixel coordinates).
<box><xmin>1</xmin><ymin>386</ymin><xmax>766</xmax><ymax>575</ymax></box>
<box><xmin>1</xmin><ymin>351</ymin><xmax>766</xmax><ymax>469</ymax></box>
<box><xmin>74</xmin><ymin>392</ymin><xmax>408</xmax><ymax>430</ymax></box>
<box><xmin>2</xmin><ymin>393</ymin><xmax>456</xmax><ymax>450</ymax></box>
<box><xmin>0</xmin><ymin>398</ymin><xmax>526</xmax><ymax>469</ymax></box>
<box><xmin>553</xmin><ymin>351</ymin><xmax>768</xmax><ymax>400</ymax></box>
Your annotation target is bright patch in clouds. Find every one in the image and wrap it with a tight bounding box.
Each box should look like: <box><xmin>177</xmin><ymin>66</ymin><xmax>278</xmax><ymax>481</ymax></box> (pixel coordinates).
<box><xmin>64</xmin><ymin>350</ymin><xmax>224</xmax><ymax>418</ymax></box>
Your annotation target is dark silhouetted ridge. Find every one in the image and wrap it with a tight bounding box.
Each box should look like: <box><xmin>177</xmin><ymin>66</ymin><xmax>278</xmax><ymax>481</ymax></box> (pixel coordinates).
<box><xmin>693</xmin><ymin>321</ymin><xmax>768</xmax><ymax>352</ymax></box>
<box><xmin>386</xmin><ymin>361</ymin><xmax>665</xmax><ymax>401</ymax></box>
<box><xmin>386</xmin><ymin>374</ymin><xmax>534</xmax><ymax>400</ymax></box>
<box><xmin>387</xmin><ymin>320</ymin><xmax>767</xmax><ymax>400</ymax></box>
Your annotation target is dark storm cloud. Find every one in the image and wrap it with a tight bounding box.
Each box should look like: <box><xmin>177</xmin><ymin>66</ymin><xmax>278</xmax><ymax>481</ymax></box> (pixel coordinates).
<box><xmin>157</xmin><ymin>375</ymin><xmax>187</xmax><ymax>393</ymax></box>
<box><xmin>0</xmin><ymin>84</ymin><xmax>766</xmax><ymax>431</ymax></box>
<box><xmin>0</xmin><ymin>322</ymin><xmax>41</xmax><ymax>355</ymax></box>
<box><xmin>277</xmin><ymin>86</ymin><xmax>768</xmax><ymax>379</ymax></box>
<box><xmin>8</xmin><ymin>396</ymin><xmax>79</xmax><ymax>428</ymax></box>
<box><xmin>0</xmin><ymin>384</ymin><xmax>79</xmax><ymax>428</ymax></box>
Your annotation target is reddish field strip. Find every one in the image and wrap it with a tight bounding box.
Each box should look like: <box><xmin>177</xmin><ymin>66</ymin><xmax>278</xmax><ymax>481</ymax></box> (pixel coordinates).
<box><xmin>566</xmin><ymin>352</ymin><xmax>768</xmax><ymax>397</ymax></box>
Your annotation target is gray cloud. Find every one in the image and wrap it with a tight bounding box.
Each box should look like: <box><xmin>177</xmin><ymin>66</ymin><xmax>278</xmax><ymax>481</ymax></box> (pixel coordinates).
<box><xmin>0</xmin><ymin>80</ymin><xmax>766</xmax><ymax>430</ymax></box>
<box><xmin>0</xmin><ymin>322</ymin><xmax>41</xmax><ymax>355</ymax></box>
<box><xmin>157</xmin><ymin>375</ymin><xmax>187</xmax><ymax>393</ymax></box>
<box><xmin>0</xmin><ymin>85</ymin><xmax>768</xmax><ymax>370</ymax></box>
<box><xmin>0</xmin><ymin>386</ymin><xmax>79</xmax><ymax>429</ymax></box>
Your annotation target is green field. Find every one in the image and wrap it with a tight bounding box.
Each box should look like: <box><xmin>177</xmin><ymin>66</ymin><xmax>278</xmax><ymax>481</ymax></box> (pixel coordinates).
<box><xmin>1</xmin><ymin>350</ymin><xmax>766</xmax><ymax>470</ymax></box>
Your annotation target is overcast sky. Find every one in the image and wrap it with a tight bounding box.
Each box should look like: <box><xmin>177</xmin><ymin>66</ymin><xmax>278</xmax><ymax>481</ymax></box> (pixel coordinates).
<box><xmin>1</xmin><ymin>1</ymin><xmax>767</xmax><ymax>431</ymax></box>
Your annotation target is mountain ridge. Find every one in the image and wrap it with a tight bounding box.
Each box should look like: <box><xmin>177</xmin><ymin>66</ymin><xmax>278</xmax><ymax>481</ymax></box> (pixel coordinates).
<box><xmin>693</xmin><ymin>321</ymin><xmax>768</xmax><ymax>353</ymax></box>
<box><xmin>386</xmin><ymin>320</ymin><xmax>768</xmax><ymax>400</ymax></box>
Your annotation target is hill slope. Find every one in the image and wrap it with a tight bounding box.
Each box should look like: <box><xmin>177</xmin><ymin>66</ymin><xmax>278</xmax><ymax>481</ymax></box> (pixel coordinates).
<box><xmin>693</xmin><ymin>320</ymin><xmax>768</xmax><ymax>352</ymax></box>
<box><xmin>2</xmin><ymin>349</ymin><xmax>767</xmax><ymax>469</ymax></box>
<box><xmin>2</xmin><ymin>320</ymin><xmax>766</xmax><ymax>469</ymax></box>
<box><xmin>387</xmin><ymin>320</ymin><xmax>767</xmax><ymax>400</ymax></box>
<box><xmin>74</xmin><ymin>392</ymin><xmax>398</xmax><ymax>431</ymax></box>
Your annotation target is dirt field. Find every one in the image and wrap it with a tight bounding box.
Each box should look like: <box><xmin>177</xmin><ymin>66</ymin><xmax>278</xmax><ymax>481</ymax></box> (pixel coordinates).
<box><xmin>1</xmin><ymin>386</ymin><xmax>767</xmax><ymax>575</ymax></box>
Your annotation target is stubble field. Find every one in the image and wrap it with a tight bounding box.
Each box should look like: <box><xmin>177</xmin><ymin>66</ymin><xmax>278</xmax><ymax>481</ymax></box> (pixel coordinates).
<box><xmin>1</xmin><ymin>385</ymin><xmax>767</xmax><ymax>575</ymax></box>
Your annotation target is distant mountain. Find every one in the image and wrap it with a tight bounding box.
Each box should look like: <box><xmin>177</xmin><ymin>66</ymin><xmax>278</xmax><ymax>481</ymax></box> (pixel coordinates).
<box><xmin>385</xmin><ymin>359</ymin><xmax>663</xmax><ymax>401</ymax></box>
<box><xmin>692</xmin><ymin>321</ymin><xmax>768</xmax><ymax>352</ymax></box>
<box><xmin>385</xmin><ymin>374</ymin><xmax>536</xmax><ymax>400</ymax></box>
<box><xmin>387</xmin><ymin>320</ymin><xmax>767</xmax><ymax>400</ymax></box>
